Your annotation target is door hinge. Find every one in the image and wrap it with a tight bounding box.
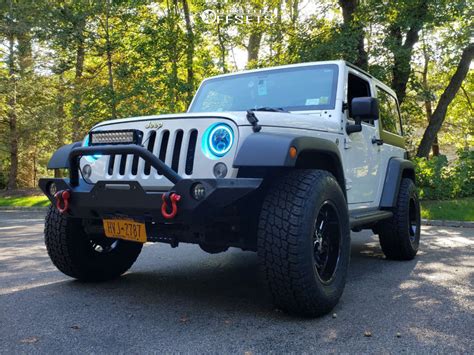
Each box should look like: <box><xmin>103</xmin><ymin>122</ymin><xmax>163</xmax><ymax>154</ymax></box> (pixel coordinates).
<box><xmin>344</xmin><ymin>137</ymin><xmax>351</xmax><ymax>149</ymax></box>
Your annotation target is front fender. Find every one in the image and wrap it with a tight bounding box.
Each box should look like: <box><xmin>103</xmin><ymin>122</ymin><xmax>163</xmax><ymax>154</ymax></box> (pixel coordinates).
<box><xmin>233</xmin><ymin>133</ymin><xmax>342</xmax><ymax>167</ymax></box>
<box><xmin>47</xmin><ymin>142</ymin><xmax>82</xmax><ymax>169</ymax></box>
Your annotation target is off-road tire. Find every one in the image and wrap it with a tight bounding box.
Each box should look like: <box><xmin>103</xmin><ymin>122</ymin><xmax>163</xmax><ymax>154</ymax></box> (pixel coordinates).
<box><xmin>258</xmin><ymin>169</ymin><xmax>351</xmax><ymax>317</ymax></box>
<box><xmin>377</xmin><ymin>178</ymin><xmax>420</xmax><ymax>260</ymax></box>
<box><xmin>45</xmin><ymin>205</ymin><xmax>143</xmax><ymax>281</ymax></box>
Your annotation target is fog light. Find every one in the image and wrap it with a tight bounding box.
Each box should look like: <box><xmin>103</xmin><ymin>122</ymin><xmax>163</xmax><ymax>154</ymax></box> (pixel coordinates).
<box><xmin>213</xmin><ymin>162</ymin><xmax>228</xmax><ymax>178</ymax></box>
<box><xmin>82</xmin><ymin>164</ymin><xmax>92</xmax><ymax>179</ymax></box>
<box><xmin>48</xmin><ymin>182</ymin><xmax>57</xmax><ymax>196</ymax></box>
<box><xmin>191</xmin><ymin>183</ymin><xmax>206</xmax><ymax>200</ymax></box>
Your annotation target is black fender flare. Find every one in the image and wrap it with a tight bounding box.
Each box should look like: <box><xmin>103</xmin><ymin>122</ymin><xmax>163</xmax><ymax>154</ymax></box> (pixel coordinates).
<box><xmin>233</xmin><ymin>132</ymin><xmax>345</xmax><ymax>193</ymax></box>
<box><xmin>47</xmin><ymin>142</ymin><xmax>82</xmax><ymax>169</ymax></box>
<box><xmin>380</xmin><ymin>157</ymin><xmax>415</xmax><ymax>208</ymax></box>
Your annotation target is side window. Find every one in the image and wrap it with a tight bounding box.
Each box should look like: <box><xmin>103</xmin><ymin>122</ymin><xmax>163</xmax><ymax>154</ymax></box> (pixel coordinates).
<box><xmin>347</xmin><ymin>73</ymin><xmax>371</xmax><ymax>120</ymax></box>
<box><xmin>377</xmin><ymin>88</ymin><xmax>402</xmax><ymax>135</ymax></box>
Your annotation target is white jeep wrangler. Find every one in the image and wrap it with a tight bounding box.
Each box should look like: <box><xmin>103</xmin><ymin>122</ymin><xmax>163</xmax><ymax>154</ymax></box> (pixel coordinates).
<box><xmin>40</xmin><ymin>60</ymin><xmax>420</xmax><ymax>317</ymax></box>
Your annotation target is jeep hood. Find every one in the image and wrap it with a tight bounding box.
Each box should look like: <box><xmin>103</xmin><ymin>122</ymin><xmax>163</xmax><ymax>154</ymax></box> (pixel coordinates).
<box><xmin>92</xmin><ymin>111</ymin><xmax>340</xmax><ymax>133</ymax></box>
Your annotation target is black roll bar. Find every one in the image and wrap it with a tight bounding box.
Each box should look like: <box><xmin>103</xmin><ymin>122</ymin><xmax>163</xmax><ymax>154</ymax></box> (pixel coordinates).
<box><xmin>69</xmin><ymin>145</ymin><xmax>183</xmax><ymax>187</ymax></box>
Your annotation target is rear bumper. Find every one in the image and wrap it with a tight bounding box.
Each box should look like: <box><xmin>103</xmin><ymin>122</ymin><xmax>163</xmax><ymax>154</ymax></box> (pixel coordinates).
<box><xmin>39</xmin><ymin>177</ymin><xmax>262</xmax><ymax>223</ymax></box>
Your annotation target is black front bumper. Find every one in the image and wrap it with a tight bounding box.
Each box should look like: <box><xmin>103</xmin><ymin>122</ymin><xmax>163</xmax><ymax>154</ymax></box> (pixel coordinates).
<box><xmin>39</xmin><ymin>144</ymin><xmax>262</xmax><ymax>223</ymax></box>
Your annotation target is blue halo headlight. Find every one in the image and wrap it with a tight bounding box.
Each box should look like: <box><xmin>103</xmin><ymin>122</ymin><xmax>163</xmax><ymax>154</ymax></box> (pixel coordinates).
<box><xmin>82</xmin><ymin>135</ymin><xmax>101</xmax><ymax>162</ymax></box>
<box><xmin>204</xmin><ymin>124</ymin><xmax>234</xmax><ymax>158</ymax></box>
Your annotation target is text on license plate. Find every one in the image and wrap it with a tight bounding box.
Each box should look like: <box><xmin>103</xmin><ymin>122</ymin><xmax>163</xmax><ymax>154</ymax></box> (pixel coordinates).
<box><xmin>103</xmin><ymin>219</ymin><xmax>147</xmax><ymax>243</ymax></box>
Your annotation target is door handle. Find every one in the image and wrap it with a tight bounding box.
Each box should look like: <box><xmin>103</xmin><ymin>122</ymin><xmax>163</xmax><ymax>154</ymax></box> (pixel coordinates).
<box><xmin>372</xmin><ymin>138</ymin><xmax>384</xmax><ymax>145</ymax></box>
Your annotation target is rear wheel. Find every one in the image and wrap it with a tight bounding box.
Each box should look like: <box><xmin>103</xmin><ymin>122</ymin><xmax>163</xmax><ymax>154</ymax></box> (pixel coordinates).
<box><xmin>44</xmin><ymin>205</ymin><xmax>143</xmax><ymax>281</ymax></box>
<box><xmin>258</xmin><ymin>169</ymin><xmax>350</xmax><ymax>317</ymax></box>
<box><xmin>377</xmin><ymin>178</ymin><xmax>420</xmax><ymax>260</ymax></box>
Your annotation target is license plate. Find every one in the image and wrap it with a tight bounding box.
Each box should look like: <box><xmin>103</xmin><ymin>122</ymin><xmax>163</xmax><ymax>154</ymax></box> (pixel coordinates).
<box><xmin>103</xmin><ymin>219</ymin><xmax>147</xmax><ymax>243</ymax></box>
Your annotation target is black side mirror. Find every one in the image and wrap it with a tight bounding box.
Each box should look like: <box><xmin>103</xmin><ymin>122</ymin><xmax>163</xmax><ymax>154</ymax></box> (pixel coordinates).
<box><xmin>351</xmin><ymin>97</ymin><xmax>379</xmax><ymax>122</ymax></box>
<box><xmin>346</xmin><ymin>97</ymin><xmax>379</xmax><ymax>135</ymax></box>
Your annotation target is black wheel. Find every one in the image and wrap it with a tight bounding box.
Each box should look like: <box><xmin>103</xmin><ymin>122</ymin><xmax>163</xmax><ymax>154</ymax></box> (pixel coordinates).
<box><xmin>44</xmin><ymin>205</ymin><xmax>143</xmax><ymax>281</ymax></box>
<box><xmin>258</xmin><ymin>169</ymin><xmax>351</xmax><ymax>317</ymax></box>
<box><xmin>377</xmin><ymin>178</ymin><xmax>420</xmax><ymax>260</ymax></box>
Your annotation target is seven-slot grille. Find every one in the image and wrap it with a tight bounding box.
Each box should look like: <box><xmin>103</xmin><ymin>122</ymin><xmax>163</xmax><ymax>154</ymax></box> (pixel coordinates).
<box><xmin>107</xmin><ymin>128</ymin><xmax>198</xmax><ymax>177</ymax></box>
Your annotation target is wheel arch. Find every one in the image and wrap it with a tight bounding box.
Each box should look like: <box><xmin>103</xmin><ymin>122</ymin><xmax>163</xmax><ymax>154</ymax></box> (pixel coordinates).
<box><xmin>233</xmin><ymin>133</ymin><xmax>346</xmax><ymax>197</ymax></box>
<box><xmin>380</xmin><ymin>157</ymin><xmax>416</xmax><ymax>208</ymax></box>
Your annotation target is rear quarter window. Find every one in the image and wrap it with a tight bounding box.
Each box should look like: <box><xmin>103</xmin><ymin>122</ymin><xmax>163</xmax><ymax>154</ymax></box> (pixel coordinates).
<box><xmin>376</xmin><ymin>87</ymin><xmax>403</xmax><ymax>136</ymax></box>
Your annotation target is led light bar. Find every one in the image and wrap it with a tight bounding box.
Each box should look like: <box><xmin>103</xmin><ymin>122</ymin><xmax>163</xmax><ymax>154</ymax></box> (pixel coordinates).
<box><xmin>89</xmin><ymin>130</ymin><xmax>143</xmax><ymax>146</ymax></box>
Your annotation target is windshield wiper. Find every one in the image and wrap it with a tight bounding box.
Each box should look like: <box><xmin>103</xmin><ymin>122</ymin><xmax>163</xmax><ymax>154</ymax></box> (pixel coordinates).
<box><xmin>246</xmin><ymin>107</ymin><xmax>288</xmax><ymax>132</ymax></box>
<box><xmin>250</xmin><ymin>107</ymin><xmax>289</xmax><ymax>113</ymax></box>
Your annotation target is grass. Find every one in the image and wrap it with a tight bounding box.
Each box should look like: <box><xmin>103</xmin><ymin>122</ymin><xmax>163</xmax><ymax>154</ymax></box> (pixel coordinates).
<box><xmin>0</xmin><ymin>193</ymin><xmax>472</xmax><ymax>222</ymax></box>
<box><xmin>421</xmin><ymin>197</ymin><xmax>474</xmax><ymax>222</ymax></box>
<box><xmin>0</xmin><ymin>195</ymin><xmax>50</xmax><ymax>207</ymax></box>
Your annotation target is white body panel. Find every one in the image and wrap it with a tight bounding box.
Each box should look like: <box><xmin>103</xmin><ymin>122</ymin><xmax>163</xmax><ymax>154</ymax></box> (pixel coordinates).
<box><xmin>83</xmin><ymin>60</ymin><xmax>406</xmax><ymax>212</ymax></box>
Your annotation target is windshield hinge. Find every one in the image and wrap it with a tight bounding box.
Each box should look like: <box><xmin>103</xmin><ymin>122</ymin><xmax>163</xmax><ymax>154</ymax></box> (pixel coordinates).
<box><xmin>342</xmin><ymin>102</ymin><xmax>348</xmax><ymax>113</ymax></box>
<box><xmin>246</xmin><ymin>110</ymin><xmax>262</xmax><ymax>133</ymax></box>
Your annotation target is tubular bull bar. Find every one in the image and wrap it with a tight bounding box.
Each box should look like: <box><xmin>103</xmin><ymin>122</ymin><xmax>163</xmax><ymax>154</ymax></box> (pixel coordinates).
<box><xmin>38</xmin><ymin>144</ymin><xmax>262</xmax><ymax>222</ymax></box>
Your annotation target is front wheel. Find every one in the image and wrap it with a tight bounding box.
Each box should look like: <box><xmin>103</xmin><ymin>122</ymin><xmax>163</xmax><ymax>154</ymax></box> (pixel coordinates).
<box><xmin>44</xmin><ymin>205</ymin><xmax>143</xmax><ymax>281</ymax></box>
<box><xmin>258</xmin><ymin>170</ymin><xmax>351</xmax><ymax>317</ymax></box>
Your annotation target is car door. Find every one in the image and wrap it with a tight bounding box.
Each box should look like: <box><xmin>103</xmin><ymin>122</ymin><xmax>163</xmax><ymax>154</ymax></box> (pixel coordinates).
<box><xmin>342</xmin><ymin>70</ymin><xmax>383</xmax><ymax>208</ymax></box>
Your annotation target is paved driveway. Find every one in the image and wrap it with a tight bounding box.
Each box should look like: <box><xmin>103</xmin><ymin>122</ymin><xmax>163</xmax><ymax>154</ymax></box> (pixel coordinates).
<box><xmin>0</xmin><ymin>210</ymin><xmax>473</xmax><ymax>353</ymax></box>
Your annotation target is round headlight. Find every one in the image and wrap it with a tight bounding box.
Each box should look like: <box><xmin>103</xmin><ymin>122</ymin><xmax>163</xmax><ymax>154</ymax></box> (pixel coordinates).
<box><xmin>207</xmin><ymin>124</ymin><xmax>234</xmax><ymax>157</ymax></box>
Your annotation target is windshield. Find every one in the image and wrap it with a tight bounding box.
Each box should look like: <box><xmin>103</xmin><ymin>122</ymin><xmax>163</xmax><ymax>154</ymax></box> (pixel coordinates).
<box><xmin>189</xmin><ymin>64</ymin><xmax>338</xmax><ymax>112</ymax></box>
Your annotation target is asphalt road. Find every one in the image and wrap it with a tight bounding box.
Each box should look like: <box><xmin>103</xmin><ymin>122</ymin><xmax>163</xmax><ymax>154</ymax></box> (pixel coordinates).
<box><xmin>0</xmin><ymin>210</ymin><xmax>473</xmax><ymax>354</ymax></box>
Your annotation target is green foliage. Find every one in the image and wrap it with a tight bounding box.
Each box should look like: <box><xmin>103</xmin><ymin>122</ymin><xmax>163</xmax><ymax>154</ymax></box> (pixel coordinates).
<box><xmin>421</xmin><ymin>197</ymin><xmax>474</xmax><ymax>221</ymax></box>
<box><xmin>0</xmin><ymin>0</ymin><xmax>472</xmax><ymax>188</ymax></box>
<box><xmin>413</xmin><ymin>150</ymin><xmax>474</xmax><ymax>200</ymax></box>
<box><xmin>0</xmin><ymin>195</ymin><xmax>49</xmax><ymax>207</ymax></box>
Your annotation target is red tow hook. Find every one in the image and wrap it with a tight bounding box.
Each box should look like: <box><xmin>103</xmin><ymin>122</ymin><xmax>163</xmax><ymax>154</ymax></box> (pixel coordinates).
<box><xmin>161</xmin><ymin>192</ymin><xmax>181</xmax><ymax>219</ymax></box>
<box><xmin>54</xmin><ymin>190</ymin><xmax>71</xmax><ymax>214</ymax></box>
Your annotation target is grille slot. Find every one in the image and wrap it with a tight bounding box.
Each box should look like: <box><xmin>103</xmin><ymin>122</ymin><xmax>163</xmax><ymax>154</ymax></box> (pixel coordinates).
<box><xmin>185</xmin><ymin>129</ymin><xmax>198</xmax><ymax>175</ymax></box>
<box><xmin>157</xmin><ymin>130</ymin><xmax>170</xmax><ymax>175</ymax></box>
<box><xmin>171</xmin><ymin>130</ymin><xmax>184</xmax><ymax>173</ymax></box>
<box><xmin>143</xmin><ymin>131</ymin><xmax>157</xmax><ymax>176</ymax></box>
<box><xmin>119</xmin><ymin>154</ymin><xmax>127</xmax><ymax>175</ymax></box>
<box><xmin>108</xmin><ymin>155</ymin><xmax>115</xmax><ymax>175</ymax></box>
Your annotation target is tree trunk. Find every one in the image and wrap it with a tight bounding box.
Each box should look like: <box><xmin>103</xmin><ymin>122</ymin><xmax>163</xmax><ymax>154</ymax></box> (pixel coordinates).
<box><xmin>217</xmin><ymin>20</ymin><xmax>227</xmax><ymax>73</ymax></box>
<box><xmin>182</xmin><ymin>0</ymin><xmax>194</xmax><ymax>107</ymax></box>
<box><xmin>389</xmin><ymin>0</ymin><xmax>427</xmax><ymax>105</ymax></box>
<box><xmin>72</xmin><ymin>18</ymin><xmax>86</xmax><ymax>142</ymax></box>
<box><xmin>6</xmin><ymin>33</ymin><xmax>18</xmax><ymax>190</ymax></box>
<box><xmin>421</xmin><ymin>39</ymin><xmax>439</xmax><ymax>156</ymax></box>
<box><xmin>105</xmin><ymin>0</ymin><xmax>117</xmax><ymax>119</ymax></box>
<box><xmin>338</xmin><ymin>0</ymin><xmax>368</xmax><ymax>70</ymax></box>
<box><xmin>291</xmin><ymin>0</ymin><xmax>299</xmax><ymax>26</ymax></box>
<box><xmin>416</xmin><ymin>43</ymin><xmax>474</xmax><ymax>158</ymax></box>
<box><xmin>390</xmin><ymin>26</ymin><xmax>420</xmax><ymax>105</ymax></box>
<box><xmin>247</xmin><ymin>30</ymin><xmax>263</xmax><ymax>63</ymax></box>
<box><xmin>165</xmin><ymin>0</ymin><xmax>179</xmax><ymax>109</ymax></box>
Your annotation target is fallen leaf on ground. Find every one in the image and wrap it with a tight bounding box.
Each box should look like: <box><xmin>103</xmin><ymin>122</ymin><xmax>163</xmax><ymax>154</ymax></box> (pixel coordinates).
<box><xmin>20</xmin><ymin>337</ymin><xmax>39</xmax><ymax>344</ymax></box>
